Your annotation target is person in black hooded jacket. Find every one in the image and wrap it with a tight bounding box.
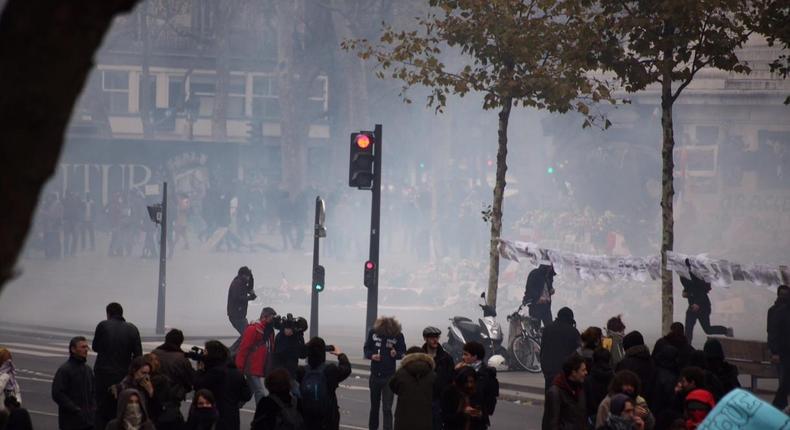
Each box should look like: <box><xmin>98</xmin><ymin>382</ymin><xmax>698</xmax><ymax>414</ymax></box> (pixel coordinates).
<box><xmin>652</xmin><ymin>322</ymin><xmax>694</xmax><ymax>371</ymax></box>
<box><xmin>702</xmin><ymin>338</ymin><xmax>740</xmax><ymax>399</ymax></box>
<box><xmin>585</xmin><ymin>348</ymin><xmax>614</xmax><ymax>425</ymax></box>
<box><xmin>523</xmin><ymin>264</ymin><xmax>557</xmax><ymax>328</ymax></box>
<box><xmin>615</xmin><ymin>331</ymin><xmax>654</xmax><ymax>405</ymax></box>
<box><xmin>193</xmin><ymin>340</ymin><xmax>251</xmax><ymax>430</ymax></box>
<box><xmin>297</xmin><ymin>337</ymin><xmax>352</xmax><ymax>430</ymax></box>
<box><xmin>650</xmin><ymin>344</ymin><xmax>679</xmax><ymax>420</ymax></box>
<box><xmin>679</xmin><ymin>259</ymin><xmax>732</xmax><ymax>344</ymax></box>
<box><xmin>541</xmin><ymin>307</ymin><xmax>581</xmax><ymax>391</ymax></box>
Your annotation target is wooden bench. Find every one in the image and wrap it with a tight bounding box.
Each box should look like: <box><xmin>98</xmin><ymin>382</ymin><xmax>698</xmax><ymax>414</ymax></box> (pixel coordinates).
<box><xmin>711</xmin><ymin>337</ymin><xmax>778</xmax><ymax>391</ymax></box>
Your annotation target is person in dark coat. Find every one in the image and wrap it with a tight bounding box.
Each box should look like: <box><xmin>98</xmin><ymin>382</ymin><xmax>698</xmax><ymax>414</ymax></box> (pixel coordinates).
<box><xmin>297</xmin><ymin>337</ymin><xmax>352</xmax><ymax>430</ymax></box>
<box><xmin>615</xmin><ymin>331</ymin><xmax>654</xmax><ymax>404</ymax></box>
<box><xmin>679</xmin><ymin>259</ymin><xmax>732</xmax><ymax>344</ymax></box>
<box><xmin>702</xmin><ymin>339</ymin><xmax>740</xmax><ymax>399</ymax></box>
<box><xmin>151</xmin><ymin>328</ymin><xmax>194</xmax><ymax>424</ymax></box>
<box><xmin>541</xmin><ymin>307</ymin><xmax>581</xmax><ymax>391</ymax></box>
<box><xmin>227</xmin><ymin>266</ymin><xmax>256</xmax><ymax>342</ymax></box>
<box><xmin>251</xmin><ymin>368</ymin><xmax>303</xmax><ymax>430</ymax></box>
<box><xmin>389</xmin><ymin>347</ymin><xmax>436</xmax><ymax>430</ymax></box>
<box><xmin>440</xmin><ymin>367</ymin><xmax>486</xmax><ymax>430</ymax></box>
<box><xmin>52</xmin><ymin>336</ymin><xmax>96</xmax><ymax>430</ymax></box>
<box><xmin>185</xmin><ymin>389</ymin><xmax>219</xmax><ymax>430</ymax></box>
<box><xmin>585</xmin><ymin>348</ymin><xmax>614</xmax><ymax>425</ymax></box>
<box><xmin>650</xmin><ymin>344</ymin><xmax>679</xmax><ymax>421</ymax></box>
<box><xmin>652</xmin><ymin>322</ymin><xmax>694</xmax><ymax>371</ymax></box>
<box><xmin>105</xmin><ymin>388</ymin><xmax>155</xmax><ymax>430</ymax></box>
<box><xmin>363</xmin><ymin>316</ymin><xmax>407</xmax><ymax>430</ymax></box>
<box><xmin>768</xmin><ymin>284</ymin><xmax>790</xmax><ymax>409</ymax></box>
<box><xmin>3</xmin><ymin>396</ymin><xmax>33</xmax><ymax>430</ymax></box>
<box><xmin>453</xmin><ymin>341</ymin><xmax>499</xmax><ymax>428</ymax></box>
<box><xmin>272</xmin><ymin>323</ymin><xmax>307</xmax><ymax>379</ymax></box>
<box><xmin>421</xmin><ymin>326</ymin><xmax>455</xmax><ymax>430</ymax></box>
<box><xmin>659</xmin><ymin>366</ymin><xmax>706</xmax><ymax>430</ymax></box>
<box><xmin>687</xmin><ymin>350</ymin><xmax>724</xmax><ymax>401</ymax></box>
<box><xmin>523</xmin><ymin>264</ymin><xmax>557</xmax><ymax>328</ymax></box>
<box><xmin>542</xmin><ymin>353</ymin><xmax>588</xmax><ymax>430</ymax></box>
<box><xmin>193</xmin><ymin>340</ymin><xmax>252</xmax><ymax>430</ymax></box>
<box><xmin>92</xmin><ymin>302</ymin><xmax>142</xmax><ymax>430</ymax></box>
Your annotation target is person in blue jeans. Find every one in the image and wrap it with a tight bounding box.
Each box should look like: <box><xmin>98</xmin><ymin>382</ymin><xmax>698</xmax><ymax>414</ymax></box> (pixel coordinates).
<box><xmin>364</xmin><ymin>316</ymin><xmax>406</xmax><ymax>430</ymax></box>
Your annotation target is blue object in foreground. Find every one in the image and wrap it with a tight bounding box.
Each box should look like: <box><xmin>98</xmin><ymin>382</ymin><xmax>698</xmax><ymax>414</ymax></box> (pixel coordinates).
<box><xmin>698</xmin><ymin>388</ymin><xmax>790</xmax><ymax>430</ymax></box>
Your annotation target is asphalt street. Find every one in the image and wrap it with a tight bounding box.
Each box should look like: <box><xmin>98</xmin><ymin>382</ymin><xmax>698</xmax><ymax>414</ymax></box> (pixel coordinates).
<box><xmin>0</xmin><ymin>330</ymin><xmax>545</xmax><ymax>429</ymax></box>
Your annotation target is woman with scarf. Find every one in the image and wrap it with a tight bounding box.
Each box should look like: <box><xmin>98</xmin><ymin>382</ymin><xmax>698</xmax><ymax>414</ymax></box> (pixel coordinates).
<box><xmin>105</xmin><ymin>388</ymin><xmax>155</xmax><ymax>430</ymax></box>
<box><xmin>185</xmin><ymin>389</ymin><xmax>220</xmax><ymax>430</ymax></box>
<box><xmin>0</xmin><ymin>348</ymin><xmax>22</xmax><ymax>413</ymax></box>
<box><xmin>440</xmin><ymin>366</ymin><xmax>486</xmax><ymax>430</ymax></box>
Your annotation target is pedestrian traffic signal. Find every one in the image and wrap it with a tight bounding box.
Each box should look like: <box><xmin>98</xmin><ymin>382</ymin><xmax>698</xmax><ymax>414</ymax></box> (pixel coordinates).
<box><xmin>313</xmin><ymin>265</ymin><xmax>325</xmax><ymax>293</ymax></box>
<box><xmin>547</xmin><ymin>166</ymin><xmax>555</xmax><ymax>174</ymax></box>
<box><xmin>363</xmin><ymin>260</ymin><xmax>376</xmax><ymax>288</ymax></box>
<box><xmin>349</xmin><ymin>132</ymin><xmax>375</xmax><ymax>189</ymax></box>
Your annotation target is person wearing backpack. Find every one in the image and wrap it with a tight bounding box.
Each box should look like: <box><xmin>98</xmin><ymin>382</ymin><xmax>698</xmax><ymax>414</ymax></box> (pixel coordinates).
<box><xmin>252</xmin><ymin>368</ymin><xmax>304</xmax><ymax>430</ymax></box>
<box><xmin>297</xmin><ymin>337</ymin><xmax>351</xmax><ymax>430</ymax></box>
<box><xmin>363</xmin><ymin>316</ymin><xmax>407</xmax><ymax>430</ymax></box>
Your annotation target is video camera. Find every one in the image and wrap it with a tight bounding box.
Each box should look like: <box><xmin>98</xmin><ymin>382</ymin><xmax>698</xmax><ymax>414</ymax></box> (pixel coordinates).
<box><xmin>272</xmin><ymin>313</ymin><xmax>308</xmax><ymax>333</ymax></box>
<box><xmin>184</xmin><ymin>346</ymin><xmax>205</xmax><ymax>362</ymax></box>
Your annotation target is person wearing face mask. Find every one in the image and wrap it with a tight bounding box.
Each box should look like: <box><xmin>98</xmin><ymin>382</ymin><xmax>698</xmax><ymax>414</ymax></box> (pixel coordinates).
<box><xmin>768</xmin><ymin>285</ymin><xmax>790</xmax><ymax>409</ymax></box>
<box><xmin>598</xmin><ymin>394</ymin><xmax>644</xmax><ymax>430</ymax></box>
<box><xmin>112</xmin><ymin>357</ymin><xmax>154</xmax><ymax>415</ymax></box>
<box><xmin>105</xmin><ymin>389</ymin><xmax>155</xmax><ymax>430</ymax></box>
<box><xmin>680</xmin><ymin>389</ymin><xmax>715</xmax><ymax>430</ymax></box>
<box><xmin>185</xmin><ymin>389</ymin><xmax>219</xmax><ymax>430</ymax></box>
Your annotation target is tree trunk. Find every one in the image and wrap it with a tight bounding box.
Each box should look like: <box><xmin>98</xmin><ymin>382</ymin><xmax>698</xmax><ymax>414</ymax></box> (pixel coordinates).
<box><xmin>0</xmin><ymin>0</ymin><xmax>140</xmax><ymax>290</ymax></box>
<box><xmin>660</xmin><ymin>75</ymin><xmax>676</xmax><ymax>335</ymax></box>
<box><xmin>486</xmin><ymin>98</ymin><xmax>513</xmax><ymax>310</ymax></box>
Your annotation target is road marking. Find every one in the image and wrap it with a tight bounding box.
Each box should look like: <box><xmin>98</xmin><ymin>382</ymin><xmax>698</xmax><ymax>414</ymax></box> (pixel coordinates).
<box><xmin>27</xmin><ymin>409</ymin><xmax>58</xmax><ymax>417</ymax></box>
<box><xmin>17</xmin><ymin>376</ymin><xmax>53</xmax><ymax>383</ymax></box>
<box><xmin>0</xmin><ymin>348</ymin><xmax>61</xmax><ymax>358</ymax></box>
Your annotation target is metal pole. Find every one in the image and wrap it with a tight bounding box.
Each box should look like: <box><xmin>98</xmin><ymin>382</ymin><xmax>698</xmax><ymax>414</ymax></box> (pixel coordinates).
<box><xmin>365</xmin><ymin>124</ymin><xmax>382</xmax><ymax>334</ymax></box>
<box><xmin>156</xmin><ymin>182</ymin><xmax>167</xmax><ymax>335</ymax></box>
<box><xmin>310</xmin><ymin>196</ymin><xmax>321</xmax><ymax>339</ymax></box>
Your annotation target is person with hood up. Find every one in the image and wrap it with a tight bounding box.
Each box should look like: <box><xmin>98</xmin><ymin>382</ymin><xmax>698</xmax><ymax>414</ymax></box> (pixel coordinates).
<box><xmin>680</xmin><ymin>389</ymin><xmax>715</xmax><ymax>430</ymax></box>
<box><xmin>702</xmin><ymin>339</ymin><xmax>740</xmax><ymax>399</ymax></box>
<box><xmin>105</xmin><ymin>388</ymin><xmax>155</xmax><ymax>430</ymax></box>
<box><xmin>585</xmin><ymin>348</ymin><xmax>615</xmax><ymax>425</ymax></box>
<box><xmin>297</xmin><ymin>337</ymin><xmax>351</xmax><ymax>430</ymax></box>
<box><xmin>440</xmin><ymin>367</ymin><xmax>485</xmax><ymax>430</ymax></box>
<box><xmin>615</xmin><ymin>331</ymin><xmax>654</xmax><ymax>405</ymax></box>
<box><xmin>363</xmin><ymin>316</ymin><xmax>406</xmax><ymax>430</ymax></box>
<box><xmin>768</xmin><ymin>284</ymin><xmax>790</xmax><ymax>409</ymax></box>
<box><xmin>251</xmin><ymin>368</ymin><xmax>304</xmax><ymax>430</ymax></box>
<box><xmin>523</xmin><ymin>264</ymin><xmax>557</xmax><ymax>328</ymax></box>
<box><xmin>421</xmin><ymin>326</ymin><xmax>455</xmax><ymax>430</ymax></box>
<box><xmin>595</xmin><ymin>370</ymin><xmax>655</xmax><ymax>430</ymax></box>
<box><xmin>652</xmin><ymin>323</ymin><xmax>694</xmax><ymax>371</ymax></box>
<box><xmin>236</xmin><ymin>307</ymin><xmax>277</xmax><ymax>403</ymax></box>
<box><xmin>603</xmin><ymin>316</ymin><xmax>626</xmax><ymax>367</ymax></box>
<box><xmin>542</xmin><ymin>353</ymin><xmax>588</xmax><ymax>430</ymax></box>
<box><xmin>679</xmin><ymin>259</ymin><xmax>732</xmax><ymax>344</ymax></box>
<box><xmin>194</xmin><ymin>340</ymin><xmax>252</xmax><ymax>430</ymax></box>
<box><xmin>185</xmin><ymin>389</ymin><xmax>219</xmax><ymax>430</ymax></box>
<box><xmin>541</xmin><ymin>307</ymin><xmax>582</xmax><ymax>391</ymax></box>
<box><xmin>389</xmin><ymin>346</ymin><xmax>436</xmax><ymax>430</ymax></box>
<box><xmin>0</xmin><ymin>348</ymin><xmax>21</xmax><ymax>413</ymax></box>
<box><xmin>650</xmin><ymin>345</ymin><xmax>680</xmax><ymax>421</ymax></box>
<box><xmin>111</xmin><ymin>356</ymin><xmax>154</xmax><ymax>416</ymax></box>
<box><xmin>598</xmin><ymin>394</ymin><xmax>644</xmax><ymax>430</ymax></box>
<box><xmin>52</xmin><ymin>336</ymin><xmax>96</xmax><ymax>430</ymax></box>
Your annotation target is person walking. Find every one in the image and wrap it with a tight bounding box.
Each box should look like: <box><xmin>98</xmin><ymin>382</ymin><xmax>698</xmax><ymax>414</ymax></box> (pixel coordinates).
<box><xmin>236</xmin><ymin>307</ymin><xmax>276</xmax><ymax>403</ymax></box>
<box><xmin>522</xmin><ymin>264</ymin><xmax>557</xmax><ymax>328</ymax></box>
<box><xmin>421</xmin><ymin>326</ymin><xmax>455</xmax><ymax>430</ymax></box>
<box><xmin>542</xmin><ymin>353</ymin><xmax>588</xmax><ymax>430</ymax></box>
<box><xmin>363</xmin><ymin>316</ymin><xmax>406</xmax><ymax>430</ymax></box>
<box><xmin>768</xmin><ymin>284</ymin><xmax>790</xmax><ymax>409</ymax></box>
<box><xmin>541</xmin><ymin>307</ymin><xmax>581</xmax><ymax>391</ymax></box>
<box><xmin>389</xmin><ymin>347</ymin><xmax>436</xmax><ymax>430</ymax></box>
<box><xmin>297</xmin><ymin>337</ymin><xmax>351</xmax><ymax>430</ymax></box>
<box><xmin>52</xmin><ymin>336</ymin><xmax>95</xmax><ymax>430</ymax></box>
<box><xmin>680</xmin><ymin>259</ymin><xmax>733</xmax><ymax>344</ymax></box>
<box><xmin>0</xmin><ymin>348</ymin><xmax>22</xmax><ymax>414</ymax></box>
<box><xmin>92</xmin><ymin>302</ymin><xmax>142</xmax><ymax>430</ymax></box>
<box><xmin>105</xmin><ymin>388</ymin><xmax>155</xmax><ymax>430</ymax></box>
<box><xmin>227</xmin><ymin>266</ymin><xmax>256</xmax><ymax>351</ymax></box>
<box><xmin>194</xmin><ymin>340</ymin><xmax>252</xmax><ymax>430</ymax></box>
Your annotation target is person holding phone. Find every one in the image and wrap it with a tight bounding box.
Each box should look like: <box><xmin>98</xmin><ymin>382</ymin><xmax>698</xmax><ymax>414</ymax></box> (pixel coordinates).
<box><xmin>363</xmin><ymin>316</ymin><xmax>407</xmax><ymax>430</ymax></box>
<box><xmin>440</xmin><ymin>367</ymin><xmax>485</xmax><ymax>430</ymax></box>
<box><xmin>297</xmin><ymin>337</ymin><xmax>352</xmax><ymax>430</ymax></box>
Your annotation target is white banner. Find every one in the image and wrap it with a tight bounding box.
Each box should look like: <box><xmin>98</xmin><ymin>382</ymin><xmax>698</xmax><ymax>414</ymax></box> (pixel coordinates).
<box><xmin>498</xmin><ymin>239</ymin><xmax>789</xmax><ymax>287</ymax></box>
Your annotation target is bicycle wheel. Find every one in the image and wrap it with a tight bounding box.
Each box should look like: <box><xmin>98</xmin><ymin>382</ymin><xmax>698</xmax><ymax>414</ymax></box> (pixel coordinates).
<box><xmin>510</xmin><ymin>335</ymin><xmax>542</xmax><ymax>373</ymax></box>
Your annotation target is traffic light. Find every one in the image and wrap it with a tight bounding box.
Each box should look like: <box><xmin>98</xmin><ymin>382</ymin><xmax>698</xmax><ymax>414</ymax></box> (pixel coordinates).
<box><xmin>363</xmin><ymin>260</ymin><xmax>376</xmax><ymax>288</ymax></box>
<box><xmin>349</xmin><ymin>132</ymin><xmax>375</xmax><ymax>189</ymax></box>
<box><xmin>547</xmin><ymin>166</ymin><xmax>555</xmax><ymax>174</ymax></box>
<box><xmin>313</xmin><ymin>265</ymin><xmax>325</xmax><ymax>293</ymax></box>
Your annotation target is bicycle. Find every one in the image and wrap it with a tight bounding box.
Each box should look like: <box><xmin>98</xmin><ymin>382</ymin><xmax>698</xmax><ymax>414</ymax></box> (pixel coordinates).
<box><xmin>506</xmin><ymin>304</ymin><xmax>542</xmax><ymax>373</ymax></box>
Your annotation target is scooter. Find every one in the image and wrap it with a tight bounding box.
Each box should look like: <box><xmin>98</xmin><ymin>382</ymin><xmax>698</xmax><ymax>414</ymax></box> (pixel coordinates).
<box><xmin>443</xmin><ymin>292</ymin><xmax>509</xmax><ymax>368</ymax></box>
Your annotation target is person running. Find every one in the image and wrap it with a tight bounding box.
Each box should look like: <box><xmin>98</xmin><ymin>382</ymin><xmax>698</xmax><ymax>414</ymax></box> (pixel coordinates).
<box><xmin>680</xmin><ymin>259</ymin><xmax>733</xmax><ymax>344</ymax></box>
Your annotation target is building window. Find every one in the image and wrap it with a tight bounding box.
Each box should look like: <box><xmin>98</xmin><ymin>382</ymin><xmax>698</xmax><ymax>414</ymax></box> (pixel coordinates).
<box><xmin>252</xmin><ymin>75</ymin><xmax>279</xmax><ymax>119</ymax></box>
<box><xmin>102</xmin><ymin>70</ymin><xmax>130</xmax><ymax>114</ymax></box>
<box><xmin>189</xmin><ymin>74</ymin><xmax>215</xmax><ymax>117</ymax></box>
<box><xmin>228</xmin><ymin>75</ymin><xmax>246</xmax><ymax>118</ymax></box>
<box><xmin>168</xmin><ymin>75</ymin><xmax>185</xmax><ymax>110</ymax></box>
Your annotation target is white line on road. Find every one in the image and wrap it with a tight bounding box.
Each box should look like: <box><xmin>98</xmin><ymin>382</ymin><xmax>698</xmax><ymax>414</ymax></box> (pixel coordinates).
<box><xmin>27</xmin><ymin>409</ymin><xmax>58</xmax><ymax>417</ymax></box>
<box><xmin>0</xmin><ymin>348</ymin><xmax>61</xmax><ymax>358</ymax></box>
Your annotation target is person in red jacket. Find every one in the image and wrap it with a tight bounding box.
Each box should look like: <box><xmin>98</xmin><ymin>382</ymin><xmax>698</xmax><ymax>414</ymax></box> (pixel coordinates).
<box><xmin>236</xmin><ymin>307</ymin><xmax>277</xmax><ymax>403</ymax></box>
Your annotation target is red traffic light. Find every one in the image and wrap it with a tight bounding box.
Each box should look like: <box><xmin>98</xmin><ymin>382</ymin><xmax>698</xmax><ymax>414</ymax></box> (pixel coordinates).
<box><xmin>355</xmin><ymin>134</ymin><xmax>371</xmax><ymax>150</ymax></box>
<box><xmin>365</xmin><ymin>261</ymin><xmax>375</xmax><ymax>270</ymax></box>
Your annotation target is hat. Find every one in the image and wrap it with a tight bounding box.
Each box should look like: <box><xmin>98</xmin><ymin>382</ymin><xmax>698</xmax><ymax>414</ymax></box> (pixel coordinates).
<box><xmin>422</xmin><ymin>326</ymin><xmax>441</xmax><ymax>337</ymax></box>
<box><xmin>610</xmin><ymin>393</ymin><xmax>631</xmax><ymax>416</ymax></box>
<box><xmin>623</xmin><ymin>331</ymin><xmax>645</xmax><ymax>351</ymax></box>
<box><xmin>685</xmin><ymin>389</ymin><xmax>715</xmax><ymax>409</ymax></box>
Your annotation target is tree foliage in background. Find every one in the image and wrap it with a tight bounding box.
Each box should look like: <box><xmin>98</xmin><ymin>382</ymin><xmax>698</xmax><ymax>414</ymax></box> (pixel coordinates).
<box><xmin>587</xmin><ymin>0</ymin><xmax>760</xmax><ymax>332</ymax></box>
<box><xmin>344</xmin><ymin>0</ymin><xmax>614</xmax><ymax>310</ymax></box>
<box><xmin>751</xmin><ymin>0</ymin><xmax>790</xmax><ymax>103</ymax></box>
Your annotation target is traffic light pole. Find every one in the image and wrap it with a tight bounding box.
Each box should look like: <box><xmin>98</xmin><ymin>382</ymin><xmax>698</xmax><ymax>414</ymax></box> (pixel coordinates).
<box><xmin>365</xmin><ymin>124</ymin><xmax>382</xmax><ymax>334</ymax></box>
<box><xmin>310</xmin><ymin>196</ymin><xmax>323</xmax><ymax>339</ymax></box>
<box><xmin>156</xmin><ymin>182</ymin><xmax>167</xmax><ymax>335</ymax></box>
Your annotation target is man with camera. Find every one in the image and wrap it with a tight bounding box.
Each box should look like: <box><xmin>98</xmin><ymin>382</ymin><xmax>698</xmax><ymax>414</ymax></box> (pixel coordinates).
<box><xmin>227</xmin><ymin>266</ymin><xmax>256</xmax><ymax>337</ymax></box>
<box><xmin>236</xmin><ymin>307</ymin><xmax>277</xmax><ymax>403</ymax></box>
<box><xmin>271</xmin><ymin>314</ymin><xmax>308</xmax><ymax>380</ymax></box>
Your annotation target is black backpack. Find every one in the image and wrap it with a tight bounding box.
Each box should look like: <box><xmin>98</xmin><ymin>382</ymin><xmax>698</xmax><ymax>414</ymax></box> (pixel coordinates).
<box><xmin>299</xmin><ymin>363</ymin><xmax>331</xmax><ymax>418</ymax></box>
<box><xmin>269</xmin><ymin>394</ymin><xmax>305</xmax><ymax>430</ymax></box>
